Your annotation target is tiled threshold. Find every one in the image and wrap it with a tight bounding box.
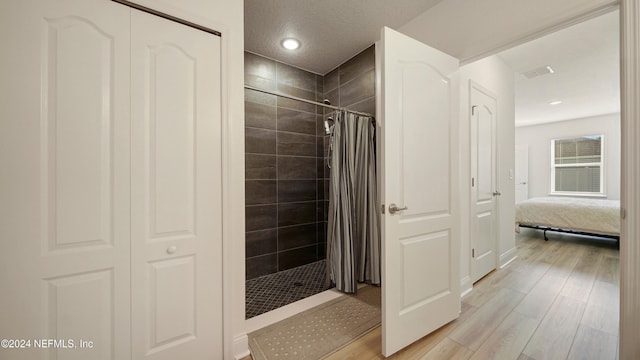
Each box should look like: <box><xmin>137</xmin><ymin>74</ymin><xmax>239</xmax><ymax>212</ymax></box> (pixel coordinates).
<box><xmin>245</xmin><ymin>260</ymin><xmax>329</xmax><ymax>319</ymax></box>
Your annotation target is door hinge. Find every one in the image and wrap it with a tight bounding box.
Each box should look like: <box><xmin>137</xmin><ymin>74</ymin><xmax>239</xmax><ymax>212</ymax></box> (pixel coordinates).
<box><xmin>471</xmin><ymin>177</ymin><xmax>475</xmax><ymax>187</ymax></box>
<box><xmin>381</xmin><ymin>204</ymin><xmax>385</xmax><ymax>214</ymax></box>
<box><xmin>471</xmin><ymin>105</ymin><xmax>477</xmax><ymax>115</ymax></box>
<box><xmin>472</xmin><ymin>248</ymin><xmax>475</xmax><ymax>258</ymax></box>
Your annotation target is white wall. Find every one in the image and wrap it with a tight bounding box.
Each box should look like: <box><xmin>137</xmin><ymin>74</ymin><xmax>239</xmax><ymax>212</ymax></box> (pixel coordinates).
<box><xmin>458</xmin><ymin>56</ymin><xmax>516</xmax><ymax>294</ymax></box>
<box><xmin>129</xmin><ymin>1</ymin><xmax>247</xmax><ymax>358</ymax></box>
<box><xmin>515</xmin><ymin>113</ymin><xmax>621</xmax><ymax>200</ymax></box>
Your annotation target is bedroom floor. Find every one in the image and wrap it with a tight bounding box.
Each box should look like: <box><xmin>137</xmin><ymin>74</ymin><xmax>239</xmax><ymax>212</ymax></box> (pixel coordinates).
<box><xmin>320</xmin><ymin>229</ymin><xmax>620</xmax><ymax>360</ymax></box>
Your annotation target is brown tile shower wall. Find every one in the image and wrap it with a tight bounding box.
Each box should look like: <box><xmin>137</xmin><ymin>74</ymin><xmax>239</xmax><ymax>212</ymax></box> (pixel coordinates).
<box><xmin>244</xmin><ymin>52</ymin><xmax>325</xmax><ymax>279</ymax></box>
<box><xmin>323</xmin><ymin>46</ymin><xmax>376</xmax><ymax>115</ymax></box>
<box><xmin>320</xmin><ymin>45</ymin><xmax>376</xmax><ymax>249</ymax></box>
<box><xmin>244</xmin><ymin>46</ymin><xmax>375</xmax><ymax>280</ymax></box>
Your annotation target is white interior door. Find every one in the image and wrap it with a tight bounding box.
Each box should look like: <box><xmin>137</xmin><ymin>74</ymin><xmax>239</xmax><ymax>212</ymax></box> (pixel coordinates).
<box><xmin>0</xmin><ymin>1</ymin><xmax>132</xmax><ymax>359</ymax></box>
<box><xmin>515</xmin><ymin>145</ymin><xmax>529</xmax><ymax>203</ymax></box>
<box><xmin>380</xmin><ymin>26</ymin><xmax>460</xmax><ymax>356</ymax></box>
<box><xmin>469</xmin><ymin>82</ymin><xmax>499</xmax><ymax>283</ymax></box>
<box><xmin>130</xmin><ymin>8</ymin><xmax>223</xmax><ymax>360</ymax></box>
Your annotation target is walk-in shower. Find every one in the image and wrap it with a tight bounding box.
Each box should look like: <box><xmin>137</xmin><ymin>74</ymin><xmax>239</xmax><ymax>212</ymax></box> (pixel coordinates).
<box><xmin>244</xmin><ymin>46</ymin><xmax>377</xmax><ymax>319</ymax></box>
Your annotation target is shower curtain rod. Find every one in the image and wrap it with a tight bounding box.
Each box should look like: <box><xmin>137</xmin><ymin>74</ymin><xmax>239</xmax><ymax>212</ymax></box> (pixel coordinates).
<box><xmin>244</xmin><ymin>85</ymin><xmax>374</xmax><ymax>117</ymax></box>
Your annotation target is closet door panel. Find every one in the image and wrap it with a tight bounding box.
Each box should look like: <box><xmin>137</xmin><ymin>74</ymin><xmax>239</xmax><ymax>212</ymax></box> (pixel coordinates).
<box><xmin>0</xmin><ymin>1</ymin><xmax>131</xmax><ymax>359</ymax></box>
<box><xmin>44</xmin><ymin>270</ymin><xmax>114</xmax><ymax>360</ymax></box>
<box><xmin>149</xmin><ymin>256</ymin><xmax>196</xmax><ymax>345</ymax></box>
<box><xmin>130</xmin><ymin>8</ymin><xmax>222</xmax><ymax>360</ymax></box>
<box><xmin>147</xmin><ymin>43</ymin><xmax>195</xmax><ymax>238</ymax></box>
<box><xmin>45</xmin><ymin>15</ymin><xmax>115</xmax><ymax>250</ymax></box>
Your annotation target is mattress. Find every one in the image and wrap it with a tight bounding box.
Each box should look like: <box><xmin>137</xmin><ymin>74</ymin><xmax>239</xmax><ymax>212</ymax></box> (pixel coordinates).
<box><xmin>515</xmin><ymin>197</ymin><xmax>620</xmax><ymax>236</ymax></box>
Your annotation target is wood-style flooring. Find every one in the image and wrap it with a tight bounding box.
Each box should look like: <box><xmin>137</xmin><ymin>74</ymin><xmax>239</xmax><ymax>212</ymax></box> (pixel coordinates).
<box><xmin>247</xmin><ymin>229</ymin><xmax>620</xmax><ymax>360</ymax></box>
<box><xmin>329</xmin><ymin>230</ymin><xmax>619</xmax><ymax>360</ymax></box>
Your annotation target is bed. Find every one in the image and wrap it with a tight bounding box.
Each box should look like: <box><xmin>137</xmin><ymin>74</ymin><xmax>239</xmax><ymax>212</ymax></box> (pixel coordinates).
<box><xmin>515</xmin><ymin>197</ymin><xmax>620</xmax><ymax>242</ymax></box>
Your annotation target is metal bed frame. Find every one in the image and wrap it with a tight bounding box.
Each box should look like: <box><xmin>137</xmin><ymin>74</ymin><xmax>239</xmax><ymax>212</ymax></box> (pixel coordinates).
<box><xmin>519</xmin><ymin>224</ymin><xmax>620</xmax><ymax>244</ymax></box>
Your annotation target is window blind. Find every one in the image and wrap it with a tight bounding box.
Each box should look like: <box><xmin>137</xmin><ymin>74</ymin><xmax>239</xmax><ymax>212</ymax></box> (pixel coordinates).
<box><xmin>551</xmin><ymin>135</ymin><xmax>603</xmax><ymax>194</ymax></box>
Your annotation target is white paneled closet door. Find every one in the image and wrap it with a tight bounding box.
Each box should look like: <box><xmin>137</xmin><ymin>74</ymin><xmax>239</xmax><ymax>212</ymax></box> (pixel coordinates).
<box><xmin>1</xmin><ymin>1</ymin><xmax>131</xmax><ymax>359</ymax></box>
<box><xmin>130</xmin><ymin>8</ymin><xmax>222</xmax><ymax>360</ymax></box>
<box><xmin>0</xmin><ymin>1</ymin><xmax>222</xmax><ymax>359</ymax></box>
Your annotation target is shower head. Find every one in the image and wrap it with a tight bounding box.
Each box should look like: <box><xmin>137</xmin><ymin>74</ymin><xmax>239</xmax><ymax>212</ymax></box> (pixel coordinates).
<box><xmin>323</xmin><ymin>117</ymin><xmax>334</xmax><ymax>135</ymax></box>
<box><xmin>322</xmin><ymin>99</ymin><xmax>334</xmax><ymax>135</ymax></box>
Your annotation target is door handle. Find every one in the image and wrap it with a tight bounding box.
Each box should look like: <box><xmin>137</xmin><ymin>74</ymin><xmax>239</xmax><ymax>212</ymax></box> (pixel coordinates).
<box><xmin>493</xmin><ymin>191</ymin><xmax>502</xmax><ymax>196</ymax></box>
<box><xmin>389</xmin><ymin>203</ymin><xmax>408</xmax><ymax>214</ymax></box>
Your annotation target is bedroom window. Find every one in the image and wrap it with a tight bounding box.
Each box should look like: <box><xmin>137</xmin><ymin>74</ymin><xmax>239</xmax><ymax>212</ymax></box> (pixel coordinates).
<box><xmin>551</xmin><ymin>135</ymin><xmax>604</xmax><ymax>195</ymax></box>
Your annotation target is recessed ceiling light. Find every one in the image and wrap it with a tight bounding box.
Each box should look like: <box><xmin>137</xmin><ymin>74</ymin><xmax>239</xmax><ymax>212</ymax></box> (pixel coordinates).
<box><xmin>549</xmin><ymin>100</ymin><xmax>563</xmax><ymax>105</ymax></box>
<box><xmin>281</xmin><ymin>38</ymin><xmax>300</xmax><ymax>50</ymax></box>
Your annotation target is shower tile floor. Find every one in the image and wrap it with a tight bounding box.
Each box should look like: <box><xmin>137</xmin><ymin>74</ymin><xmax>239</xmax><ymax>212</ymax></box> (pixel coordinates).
<box><xmin>246</xmin><ymin>260</ymin><xmax>330</xmax><ymax>319</ymax></box>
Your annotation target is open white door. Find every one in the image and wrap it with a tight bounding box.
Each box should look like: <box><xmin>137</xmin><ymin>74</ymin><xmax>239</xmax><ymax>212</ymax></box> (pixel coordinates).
<box><xmin>379</xmin><ymin>27</ymin><xmax>460</xmax><ymax>356</ymax></box>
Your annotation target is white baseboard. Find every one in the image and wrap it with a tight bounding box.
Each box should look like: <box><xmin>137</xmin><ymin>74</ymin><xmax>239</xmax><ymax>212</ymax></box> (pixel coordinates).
<box><xmin>460</xmin><ymin>275</ymin><xmax>472</xmax><ymax>298</ymax></box>
<box><xmin>499</xmin><ymin>247</ymin><xmax>517</xmax><ymax>268</ymax></box>
<box><xmin>233</xmin><ymin>333</ymin><xmax>249</xmax><ymax>360</ymax></box>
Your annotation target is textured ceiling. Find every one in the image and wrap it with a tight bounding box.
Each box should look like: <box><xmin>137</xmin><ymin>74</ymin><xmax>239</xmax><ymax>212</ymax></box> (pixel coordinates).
<box><xmin>499</xmin><ymin>10</ymin><xmax>619</xmax><ymax>126</ymax></box>
<box><xmin>244</xmin><ymin>0</ymin><xmax>444</xmax><ymax>75</ymax></box>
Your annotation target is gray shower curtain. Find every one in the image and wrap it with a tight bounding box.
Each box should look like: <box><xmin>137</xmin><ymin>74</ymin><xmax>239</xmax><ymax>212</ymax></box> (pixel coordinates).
<box><xmin>326</xmin><ymin>110</ymin><xmax>380</xmax><ymax>294</ymax></box>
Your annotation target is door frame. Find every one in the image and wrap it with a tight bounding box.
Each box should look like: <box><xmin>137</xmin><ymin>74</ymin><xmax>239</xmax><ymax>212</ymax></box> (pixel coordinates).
<box><xmin>456</xmin><ymin>2</ymin><xmax>637</xmax><ymax>357</ymax></box>
<box><xmin>468</xmin><ymin>80</ymin><xmax>499</xmax><ymax>283</ymax></box>
<box><xmin>618</xmin><ymin>1</ymin><xmax>639</xmax><ymax>358</ymax></box>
